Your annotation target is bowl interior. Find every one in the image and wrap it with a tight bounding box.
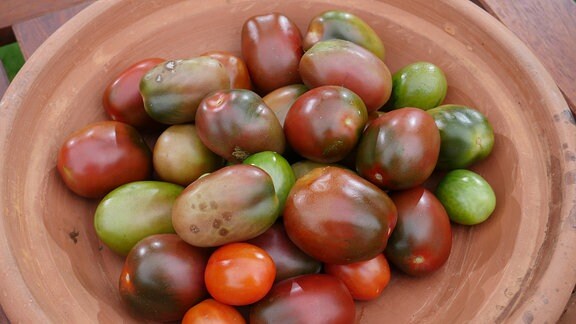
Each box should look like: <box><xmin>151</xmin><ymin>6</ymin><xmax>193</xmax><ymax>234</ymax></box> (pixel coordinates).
<box><xmin>1</xmin><ymin>0</ymin><xmax>575</xmax><ymax>323</ymax></box>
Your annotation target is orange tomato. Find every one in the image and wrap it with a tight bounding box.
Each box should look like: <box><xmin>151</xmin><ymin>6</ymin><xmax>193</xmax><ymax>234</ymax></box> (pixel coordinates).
<box><xmin>181</xmin><ymin>299</ymin><xmax>246</xmax><ymax>324</ymax></box>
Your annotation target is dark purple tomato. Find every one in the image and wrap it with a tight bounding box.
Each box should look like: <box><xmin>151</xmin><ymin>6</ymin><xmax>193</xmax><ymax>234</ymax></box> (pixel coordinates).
<box><xmin>262</xmin><ymin>84</ymin><xmax>308</xmax><ymax>126</ymax></box>
<box><xmin>250</xmin><ymin>274</ymin><xmax>355</xmax><ymax>324</ymax></box>
<box><xmin>119</xmin><ymin>234</ymin><xmax>209</xmax><ymax>322</ymax></box>
<box><xmin>103</xmin><ymin>58</ymin><xmax>165</xmax><ymax>129</ymax></box>
<box><xmin>241</xmin><ymin>13</ymin><xmax>303</xmax><ymax>94</ymax></box>
<box><xmin>283</xmin><ymin>166</ymin><xmax>397</xmax><ymax>264</ymax></box>
<box><xmin>385</xmin><ymin>187</ymin><xmax>452</xmax><ymax>276</ymax></box>
<box><xmin>247</xmin><ymin>222</ymin><xmax>322</xmax><ymax>282</ymax></box>
<box><xmin>201</xmin><ymin>50</ymin><xmax>253</xmax><ymax>90</ymax></box>
<box><xmin>195</xmin><ymin>89</ymin><xmax>285</xmax><ymax>163</ymax></box>
<box><xmin>57</xmin><ymin>121</ymin><xmax>152</xmax><ymax>198</ymax></box>
<box><xmin>356</xmin><ymin>107</ymin><xmax>440</xmax><ymax>190</ymax></box>
<box><xmin>284</xmin><ymin>85</ymin><xmax>368</xmax><ymax>163</ymax></box>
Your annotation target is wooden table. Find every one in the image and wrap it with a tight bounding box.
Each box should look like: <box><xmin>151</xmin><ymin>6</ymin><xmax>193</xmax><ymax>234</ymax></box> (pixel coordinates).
<box><xmin>0</xmin><ymin>0</ymin><xmax>575</xmax><ymax>322</ymax></box>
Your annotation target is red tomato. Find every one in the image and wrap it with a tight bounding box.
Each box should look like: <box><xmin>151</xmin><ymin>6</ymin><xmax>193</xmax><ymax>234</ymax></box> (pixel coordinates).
<box><xmin>241</xmin><ymin>13</ymin><xmax>303</xmax><ymax>94</ymax></box>
<box><xmin>57</xmin><ymin>121</ymin><xmax>152</xmax><ymax>198</ymax></box>
<box><xmin>324</xmin><ymin>253</ymin><xmax>391</xmax><ymax>301</ymax></box>
<box><xmin>182</xmin><ymin>299</ymin><xmax>246</xmax><ymax>324</ymax></box>
<box><xmin>250</xmin><ymin>274</ymin><xmax>355</xmax><ymax>324</ymax></box>
<box><xmin>385</xmin><ymin>187</ymin><xmax>452</xmax><ymax>276</ymax></box>
<box><xmin>205</xmin><ymin>243</ymin><xmax>276</xmax><ymax>306</ymax></box>
<box><xmin>201</xmin><ymin>51</ymin><xmax>253</xmax><ymax>90</ymax></box>
<box><xmin>102</xmin><ymin>58</ymin><xmax>164</xmax><ymax>129</ymax></box>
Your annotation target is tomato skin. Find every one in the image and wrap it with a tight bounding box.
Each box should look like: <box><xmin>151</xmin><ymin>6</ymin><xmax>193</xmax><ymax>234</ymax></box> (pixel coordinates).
<box><xmin>241</xmin><ymin>13</ymin><xmax>303</xmax><ymax>94</ymax></box>
<box><xmin>119</xmin><ymin>234</ymin><xmax>209</xmax><ymax>322</ymax></box>
<box><xmin>201</xmin><ymin>51</ymin><xmax>253</xmax><ymax>90</ymax></box>
<box><xmin>324</xmin><ymin>253</ymin><xmax>391</xmax><ymax>301</ymax></box>
<box><xmin>250</xmin><ymin>274</ymin><xmax>355</xmax><ymax>324</ymax></box>
<box><xmin>356</xmin><ymin>107</ymin><xmax>440</xmax><ymax>190</ymax></box>
<box><xmin>262</xmin><ymin>84</ymin><xmax>308</xmax><ymax>126</ymax></box>
<box><xmin>57</xmin><ymin>120</ymin><xmax>152</xmax><ymax>198</ymax></box>
<box><xmin>284</xmin><ymin>85</ymin><xmax>368</xmax><ymax>163</ymax></box>
<box><xmin>182</xmin><ymin>299</ymin><xmax>246</xmax><ymax>324</ymax></box>
<box><xmin>283</xmin><ymin>166</ymin><xmax>397</xmax><ymax>264</ymax></box>
<box><xmin>385</xmin><ymin>187</ymin><xmax>452</xmax><ymax>276</ymax></box>
<box><xmin>103</xmin><ymin>58</ymin><xmax>165</xmax><ymax>129</ymax></box>
<box><xmin>205</xmin><ymin>243</ymin><xmax>276</xmax><ymax>306</ymax></box>
<box><xmin>247</xmin><ymin>222</ymin><xmax>322</xmax><ymax>282</ymax></box>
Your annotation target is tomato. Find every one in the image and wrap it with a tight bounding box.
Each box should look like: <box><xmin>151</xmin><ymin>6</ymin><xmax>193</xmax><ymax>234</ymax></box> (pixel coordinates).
<box><xmin>303</xmin><ymin>10</ymin><xmax>386</xmax><ymax>59</ymax></box>
<box><xmin>299</xmin><ymin>39</ymin><xmax>392</xmax><ymax>112</ymax></box>
<box><xmin>427</xmin><ymin>104</ymin><xmax>495</xmax><ymax>170</ymax></box>
<box><xmin>284</xmin><ymin>166</ymin><xmax>397</xmax><ymax>264</ymax></box>
<box><xmin>205</xmin><ymin>243</ymin><xmax>275</xmax><ymax>306</ymax></box>
<box><xmin>57</xmin><ymin>120</ymin><xmax>152</xmax><ymax>198</ymax></box>
<box><xmin>435</xmin><ymin>169</ymin><xmax>496</xmax><ymax>225</ymax></box>
<box><xmin>195</xmin><ymin>89</ymin><xmax>285</xmax><ymax>163</ymax></box>
<box><xmin>140</xmin><ymin>57</ymin><xmax>230</xmax><ymax>124</ymax></box>
<box><xmin>250</xmin><ymin>274</ymin><xmax>355</xmax><ymax>324</ymax></box>
<box><xmin>385</xmin><ymin>187</ymin><xmax>452</xmax><ymax>276</ymax></box>
<box><xmin>153</xmin><ymin>124</ymin><xmax>223</xmax><ymax>186</ymax></box>
<box><xmin>241</xmin><ymin>13</ymin><xmax>303</xmax><ymax>94</ymax></box>
<box><xmin>119</xmin><ymin>234</ymin><xmax>209</xmax><ymax>322</ymax></box>
<box><xmin>386</xmin><ymin>61</ymin><xmax>447</xmax><ymax>110</ymax></box>
<box><xmin>201</xmin><ymin>50</ymin><xmax>252</xmax><ymax>90</ymax></box>
<box><xmin>290</xmin><ymin>160</ymin><xmax>343</xmax><ymax>180</ymax></box>
<box><xmin>324</xmin><ymin>253</ymin><xmax>391</xmax><ymax>301</ymax></box>
<box><xmin>284</xmin><ymin>85</ymin><xmax>368</xmax><ymax>163</ymax></box>
<box><xmin>182</xmin><ymin>299</ymin><xmax>246</xmax><ymax>324</ymax></box>
<box><xmin>172</xmin><ymin>164</ymin><xmax>280</xmax><ymax>247</ymax></box>
<box><xmin>262</xmin><ymin>84</ymin><xmax>308</xmax><ymax>126</ymax></box>
<box><xmin>103</xmin><ymin>58</ymin><xmax>165</xmax><ymax>129</ymax></box>
<box><xmin>356</xmin><ymin>107</ymin><xmax>440</xmax><ymax>190</ymax></box>
<box><xmin>247</xmin><ymin>222</ymin><xmax>322</xmax><ymax>282</ymax></box>
<box><xmin>243</xmin><ymin>151</ymin><xmax>296</xmax><ymax>211</ymax></box>
<box><xmin>94</xmin><ymin>181</ymin><xmax>183</xmax><ymax>255</ymax></box>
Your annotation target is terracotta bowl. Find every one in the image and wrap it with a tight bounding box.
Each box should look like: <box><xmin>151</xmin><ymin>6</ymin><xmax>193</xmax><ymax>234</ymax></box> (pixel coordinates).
<box><xmin>1</xmin><ymin>0</ymin><xmax>575</xmax><ymax>322</ymax></box>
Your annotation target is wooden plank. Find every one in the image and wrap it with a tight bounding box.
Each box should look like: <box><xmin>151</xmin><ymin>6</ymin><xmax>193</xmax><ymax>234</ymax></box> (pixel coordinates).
<box><xmin>0</xmin><ymin>0</ymin><xmax>87</xmax><ymax>29</ymax></box>
<box><xmin>478</xmin><ymin>0</ymin><xmax>576</xmax><ymax>114</ymax></box>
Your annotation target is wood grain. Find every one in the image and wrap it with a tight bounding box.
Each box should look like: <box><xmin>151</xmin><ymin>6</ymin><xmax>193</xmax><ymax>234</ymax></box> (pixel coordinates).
<box><xmin>0</xmin><ymin>0</ymin><xmax>87</xmax><ymax>29</ymax></box>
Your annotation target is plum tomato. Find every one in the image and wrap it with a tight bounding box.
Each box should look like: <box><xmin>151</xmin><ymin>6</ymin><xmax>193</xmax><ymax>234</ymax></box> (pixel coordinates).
<box><xmin>205</xmin><ymin>243</ymin><xmax>276</xmax><ymax>306</ymax></box>
<box><xmin>201</xmin><ymin>50</ymin><xmax>253</xmax><ymax>90</ymax></box>
<box><xmin>250</xmin><ymin>274</ymin><xmax>355</xmax><ymax>324</ymax></box>
<box><xmin>283</xmin><ymin>166</ymin><xmax>397</xmax><ymax>264</ymax></box>
<box><xmin>119</xmin><ymin>234</ymin><xmax>209</xmax><ymax>322</ymax></box>
<box><xmin>427</xmin><ymin>104</ymin><xmax>495</xmax><ymax>170</ymax></box>
<box><xmin>247</xmin><ymin>222</ymin><xmax>322</xmax><ymax>282</ymax></box>
<box><xmin>356</xmin><ymin>107</ymin><xmax>440</xmax><ymax>190</ymax></box>
<box><xmin>241</xmin><ymin>13</ymin><xmax>303</xmax><ymax>94</ymax></box>
<box><xmin>140</xmin><ymin>57</ymin><xmax>230</xmax><ymax>124</ymax></box>
<box><xmin>195</xmin><ymin>89</ymin><xmax>285</xmax><ymax>163</ymax></box>
<box><xmin>299</xmin><ymin>39</ymin><xmax>392</xmax><ymax>112</ymax></box>
<box><xmin>262</xmin><ymin>84</ymin><xmax>308</xmax><ymax>126</ymax></box>
<box><xmin>385</xmin><ymin>187</ymin><xmax>452</xmax><ymax>276</ymax></box>
<box><xmin>386</xmin><ymin>61</ymin><xmax>447</xmax><ymax>110</ymax></box>
<box><xmin>284</xmin><ymin>85</ymin><xmax>368</xmax><ymax>163</ymax></box>
<box><xmin>172</xmin><ymin>164</ymin><xmax>280</xmax><ymax>247</ymax></box>
<box><xmin>153</xmin><ymin>124</ymin><xmax>223</xmax><ymax>186</ymax></box>
<box><xmin>290</xmin><ymin>160</ymin><xmax>343</xmax><ymax>180</ymax></box>
<box><xmin>303</xmin><ymin>10</ymin><xmax>386</xmax><ymax>59</ymax></box>
<box><xmin>94</xmin><ymin>181</ymin><xmax>183</xmax><ymax>256</ymax></box>
<box><xmin>182</xmin><ymin>299</ymin><xmax>246</xmax><ymax>324</ymax></box>
<box><xmin>435</xmin><ymin>169</ymin><xmax>496</xmax><ymax>225</ymax></box>
<box><xmin>57</xmin><ymin>120</ymin><xmax>152</xmax><ymax>198</ymax></box>
<box><xmin>102</xmin><ymin>58</ymin><xmax>165</xmax><ymax>129</ymax></box>
<box><xmin>324</xmin><ymin>253</ymin><xmax>391</xmax><ymax>301</ymax></box>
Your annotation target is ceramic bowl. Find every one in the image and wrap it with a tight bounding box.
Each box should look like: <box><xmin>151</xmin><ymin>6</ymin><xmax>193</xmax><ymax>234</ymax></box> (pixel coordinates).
<box><xmin>1</xmin><ymin>0</ymin><xmax>575</xmax><ymax>322</ymax></box>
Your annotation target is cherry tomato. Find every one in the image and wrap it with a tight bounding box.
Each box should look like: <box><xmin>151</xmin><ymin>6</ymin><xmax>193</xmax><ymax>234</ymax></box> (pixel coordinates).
<box><xmin>324</xmin><ymin>253</ymin><xmax>391</xmax><ymax>301</ymax></box>
<box><xmin>119</xmin><ymin>234</ymin><xmax>209</xmax><ymax>322</ymax></box>
<box><xmin>385</xmin><ymin>187</ymin><xmax>452</xmax><ymax>276</ymax></box>
<box><xmin>201</xmin><ymin>51</ymin><xmax>253</xmax><ymax>90</ymax></box>
<box><xmin>57</xmin><ymin>120</ymin><xmax>152</xmax><ymax>198</ymax></box>
<box><xmin>250</xmin><ymin>274</ymin><xmax>355</xmax><ymax>324</ymax></box>
<box><xmin>182</xmin><ymin>298</ymin><xmax>246</xmax><ymax>324</ymax></box>
<box><xmin>205</xmin><ymin>242</ymin><xmax>276</xmax><ymax>306</ymax></box>
<box><xmin>102</xmin><ymin>58</ymin><xmax>165</xmax><ymax>129</ymax></box>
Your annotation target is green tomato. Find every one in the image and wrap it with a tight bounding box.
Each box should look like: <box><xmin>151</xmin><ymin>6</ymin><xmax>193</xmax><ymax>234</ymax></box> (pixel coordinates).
<box><xmin>428</xmin><ymin>104</ymin><xmax>495</xmax><ymax>170</ymax></box>
<box><xmin>94</xmin><ymin>181</ymin><xmax>184</xmax><ymax>255</ymax></box>
<box><xmin>386</xmin><ymin>61</ymin><xmax>447</xmax><ymax>110</ymax></box>
<box><xmin>243</xmin><ymin>151</ymin><xmax>296</xmax><ymax>212</ymax></box>
<box><xmin>435</xmin><ymin>169</ymin><xmax>496</xmax><ymax>225</ymax></box>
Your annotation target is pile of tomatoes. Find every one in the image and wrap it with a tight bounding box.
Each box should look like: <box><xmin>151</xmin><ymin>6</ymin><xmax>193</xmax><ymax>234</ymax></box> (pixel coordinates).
<box><xmin>56</xmin><ymin>9</ymin><xmax>496</xmax><ymax>323</ymax></box>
